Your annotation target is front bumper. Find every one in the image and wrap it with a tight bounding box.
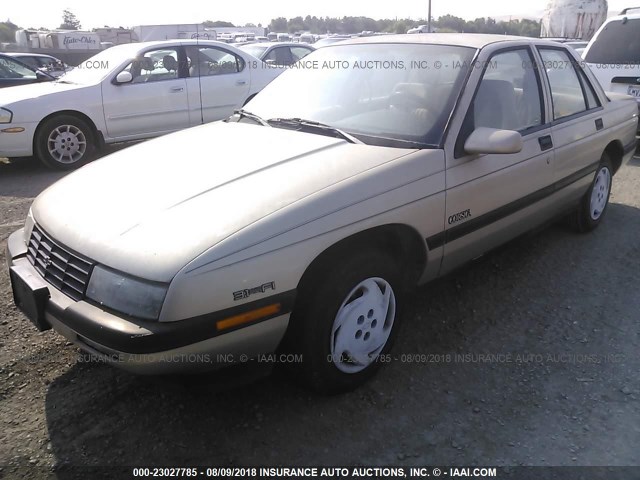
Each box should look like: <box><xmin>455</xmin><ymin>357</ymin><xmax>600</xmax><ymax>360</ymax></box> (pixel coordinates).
<box><xmin>0</xmin><ymin>122</ymin><xmax>38</xmax><ymax>157</ymax></box>
<box><xmin>6</xmin><ymin>228</ymin><xmax>292</xmax><ymax>374</ymax></box>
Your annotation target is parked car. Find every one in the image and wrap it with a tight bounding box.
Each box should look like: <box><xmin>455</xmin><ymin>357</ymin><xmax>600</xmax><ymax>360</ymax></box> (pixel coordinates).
<box><xmin>314</xmin><ymin>36</ymin><xmax>350</xmax><ymax>47</ymax></box>
<box><xmin>239</xmin><ymin>42</ymin><xmax>315</xmax><ymax>66</ymax></box>
<box><xmin>7</xmin><ymin>34</ymin><xmax>637</xmax><ymax>393</ymax></box>
<box><xmin>0</xmin><ymin>40</ymin><xmax>283</xmax><ymax>169</ymax></box>
<box><xmin>0</xmin><ymin>53</ymin><xmax>54</xmax><ymax>88</ymax></box>
<box><xmin>583</xmin><ymin>7</ymin><xmax>640</xmax><ymax>107</ymax></box>
<box><xmin>4</xmin><ymin>52</ymin><xmax>69</xmax><ymax>78</ymax></box>
<box><xmin>407</xmin><ymin>25</ymin><xmax>434</xmax><ymax>34</ymax></box>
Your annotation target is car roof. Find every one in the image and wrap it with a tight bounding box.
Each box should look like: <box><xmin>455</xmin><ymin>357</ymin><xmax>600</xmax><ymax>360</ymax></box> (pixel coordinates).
<box><xmin>339</xmin><ymin>33</ymin><xmax>559</xmax><ymax>48</ymax></box>
<box><xmin>615</xmin><ymin>6</ymin><xmax>640</xmax><ymax>17</ymax></box>
<box><xmin>3</xmin><ymin>52</ymin><xmax>58</xmax><ymax>59</ymax></box>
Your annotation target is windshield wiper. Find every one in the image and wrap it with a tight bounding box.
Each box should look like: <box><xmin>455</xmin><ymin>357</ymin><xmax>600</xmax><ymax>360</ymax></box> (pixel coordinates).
<box><xmin>233</xmin><ymin>109</ymin><xmax>269</xmax><ymax>126</ymax></box>
<box><xmin>267</xmin><ymin>117</ymin><xmax>362</xmax><ymax>144</ymax></box>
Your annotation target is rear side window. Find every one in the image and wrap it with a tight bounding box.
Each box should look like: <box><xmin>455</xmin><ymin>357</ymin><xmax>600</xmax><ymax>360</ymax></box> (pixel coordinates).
<box><xmin>539</xmin><ymin>49</ymin><xmax>587</xmax><ymax>120</ymax></box>
<box><xmin>584</xmin><ymin>18</ymin><xmax>640</xmax><ymax>64</ymax></box>
<box><xmin>578</xmin><ymin>70</ymin><xmax>600</xmax><ymax>109</ymax></box>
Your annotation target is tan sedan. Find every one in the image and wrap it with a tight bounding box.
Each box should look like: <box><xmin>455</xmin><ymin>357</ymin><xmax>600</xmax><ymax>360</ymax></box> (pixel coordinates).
<box><xmin>7</xmin><ymin>34</ymin><xmax>638</xmax><ymax>392</ymax></box>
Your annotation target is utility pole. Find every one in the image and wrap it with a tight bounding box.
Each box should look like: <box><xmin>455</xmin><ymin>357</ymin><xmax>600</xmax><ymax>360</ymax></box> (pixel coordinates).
<box><xmin>428</xmin><ymin>0</ymin><xmax>432</xmax><ymax>32</ymax></box>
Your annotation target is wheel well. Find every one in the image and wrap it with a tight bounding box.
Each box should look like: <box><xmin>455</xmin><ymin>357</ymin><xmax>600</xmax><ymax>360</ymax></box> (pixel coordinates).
<box><xmin>33</xmin><ymin>111</ymin><xmax>104</xmax><ymax>153</ymax></box>
<box><xmin>297</xmin><ymin>224</ymin><xmax>427</xmax><ymax>294</ymax></box>
<box><xmin>604</xmin><ymin>140</ymin><xmax>624</xmax><ymax>174</ymax></box>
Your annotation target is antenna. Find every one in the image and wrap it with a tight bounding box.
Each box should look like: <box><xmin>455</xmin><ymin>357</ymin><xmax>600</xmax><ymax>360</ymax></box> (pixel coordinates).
<box><xmin>620</xmin><ymin>6</ymin><xmax>640</xmax><ymax>14</ymax></box>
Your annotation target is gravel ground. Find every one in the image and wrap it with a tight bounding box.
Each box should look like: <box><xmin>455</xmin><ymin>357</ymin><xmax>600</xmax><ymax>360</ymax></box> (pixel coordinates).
<box><xmin>1</xmin><ymin>153</ymin><xmax>639</xmax><ymax>478</ymax></box>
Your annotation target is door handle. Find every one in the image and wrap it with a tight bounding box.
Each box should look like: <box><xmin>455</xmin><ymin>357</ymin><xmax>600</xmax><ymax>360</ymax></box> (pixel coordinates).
<box><xmin>170</xmin><ymin>86</ymin><xmax>184</xmax><ymax>92</ymax></box>
<box><xmin>538</xmin><ymin>135</ymin><xmax>553</xmax><ymax>151</ymax></box>
<box><xmin>235</xmin><ymin>80</ymin><xmax>247</xmax><ymax>86</ymax></box>
<box><xmin>595</xmin><ymin>118</ymin><xmax>604</xmax><ymax>131</ymax></box>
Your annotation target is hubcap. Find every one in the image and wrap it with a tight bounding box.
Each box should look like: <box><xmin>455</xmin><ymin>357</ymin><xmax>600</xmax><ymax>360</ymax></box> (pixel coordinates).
<box><xmin>330</xmin><ymin>277</ymin><xmax>396</xmax><ymax>374</ymax></box>
<box><xmin>47</xmin><ymin>125</ymin><xmax>87</xmax><ymax>164</ymax></box>
<box><xmin>589</xmin><ymin>166</ymin><xmax>611</xmax><ymax>221</ymax></box>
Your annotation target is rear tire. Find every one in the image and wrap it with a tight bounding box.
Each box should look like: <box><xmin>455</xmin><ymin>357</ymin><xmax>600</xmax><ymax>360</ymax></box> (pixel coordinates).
<box><xmin>284</xmin><ymin>248</ymin><xmax>403</xmax><ymax>393</ymax></box>
<box><xmin>35</xmin><ymin>115</ymin><xmax>95</xmax><ymax>170</ymax></box>
<box><xmin>568</xmin><ymin>153</ymin><xmax>613</xmax><ymax>233</ymax></box>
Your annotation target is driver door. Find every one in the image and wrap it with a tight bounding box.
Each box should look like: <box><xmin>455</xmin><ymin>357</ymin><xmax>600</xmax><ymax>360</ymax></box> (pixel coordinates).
<box><xmin>440</xmin><ymin>47</ymin><xmax>555</xmax><ymax>274</ymax></box>
<box><xmin>101</xmin><ymin>46</ymin><xmax>190</xmax><ymax>140</ymax></box>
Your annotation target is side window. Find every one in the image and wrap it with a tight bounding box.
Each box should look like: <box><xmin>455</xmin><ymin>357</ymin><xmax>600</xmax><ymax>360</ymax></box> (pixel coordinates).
<box><xmin>123</xmin><ymin>48</ymin><xmax>180</xmax><ymax>83</ymax></box>
<box><xmin>471</xmin><ymin>49</ymin><xmax>543</xmax><ymax>132</ymax></box>
<box><xmin>578</xmin><ymin>69</ymin><xmax>600</xmax><ymax>110</ymax></box>
<box><xmin>291</xmin><ymin>47</ymin><xmax>313</xmax><ymax>62</ymax></box>
<box><xmin>186</xmin><ymin>47</ymin><xmax>244</xmax><ymax>77</ymax></box>
<box><xmin>19</xmin><ymin>57</ymin><xmax>39</xmax><ymax>69</ymax></box>
<box><xmin>36</xmin><ymin>57</ymin><xmax>51</xmax><ymax>68</ymax></box>
<box><xmin>539</xmin><ymin>48</ymin><xmax>587</xmax><ymax>120</ymax></box>
<box><xmin>265</xmin><ymin>47</ymin><xmax>294</xmax><ymax>66</ymax></box>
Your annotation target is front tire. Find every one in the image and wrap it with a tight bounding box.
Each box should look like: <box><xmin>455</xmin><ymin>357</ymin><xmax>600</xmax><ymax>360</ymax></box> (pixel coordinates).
<box><xmin>35</xmin><ymin>115</ymin><xmax>95</xmax><ymax>170</ymax></box>
<box><xmin>568</xmin><ymin>153</ymin><xmax>613</xmax><ymax>233</ymax></box>
<box><xmin>285</xmin><ymin>248</ymin><xmax>403</xmax><ymax>393</ymax></box>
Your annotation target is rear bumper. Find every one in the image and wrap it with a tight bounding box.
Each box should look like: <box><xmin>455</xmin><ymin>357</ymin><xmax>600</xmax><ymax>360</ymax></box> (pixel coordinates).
<box><xmin>6</xmin><ymin>229</ymin><xmax>292</xmax><ymax>374</ymax></box>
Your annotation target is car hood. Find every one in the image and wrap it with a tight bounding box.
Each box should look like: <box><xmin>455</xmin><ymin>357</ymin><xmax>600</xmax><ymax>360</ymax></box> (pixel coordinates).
<box><xmin>32</xmin><ymin>121</ymin><xmax>414</xmax><ymax>282</ymax></box>
<box><xmin>0</xmin><ymin>81</ymin><xmax>90</xmax><ymax>111</ymax></box>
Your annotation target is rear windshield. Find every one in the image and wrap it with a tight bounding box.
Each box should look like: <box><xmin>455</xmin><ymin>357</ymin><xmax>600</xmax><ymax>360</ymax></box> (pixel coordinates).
<box><xmin>585</xmin><ymin>18</ymin><xmax>640</xmax><ymax>64</ymax></box>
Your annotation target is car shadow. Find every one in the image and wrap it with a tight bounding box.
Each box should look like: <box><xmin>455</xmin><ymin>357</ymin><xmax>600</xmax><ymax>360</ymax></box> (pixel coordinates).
<box><xmin>626</xmin><ymin>153</ymin><xmax>640</xmax><ymax>167</ymax></box>
<box><xmin>42</xmin><ymin>202</ymin><xmax>640</xmax><ymax>472</ymax></box>
<box><xmin>0</xmin><ymin>144</ymin><xmax>136</xmax><ymax>199</ymax></box>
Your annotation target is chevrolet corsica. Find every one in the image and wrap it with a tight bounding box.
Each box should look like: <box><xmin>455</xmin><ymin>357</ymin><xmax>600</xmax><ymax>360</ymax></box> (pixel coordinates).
<box><xmin>7</xmin><ymin>34</ymin><xmax>638</xmax><ymax>392</ymax></box>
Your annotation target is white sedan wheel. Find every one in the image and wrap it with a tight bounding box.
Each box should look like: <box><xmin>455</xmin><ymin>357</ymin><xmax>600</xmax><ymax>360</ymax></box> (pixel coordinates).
<box><xmin>589</xmin><ymin>166</ymin><xmax>611</xmax><ymax>221</ymax></box>
<box><xmin>47</xmin><ymin>125</ymin><xmax>87</xmax><ymax>164</ymax></box>
<box><xmin>330</xmin><ymin>277</ymin><xmax>396</xmax><ymax>374</ymax></box>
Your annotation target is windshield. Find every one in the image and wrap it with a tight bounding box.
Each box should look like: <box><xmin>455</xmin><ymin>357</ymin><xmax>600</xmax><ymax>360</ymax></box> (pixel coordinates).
<box><xmin>59</xmin><ymin>45</ymin><xmax>139</xmax><ymax>84</ymax></box>
<box><xmin>240</xmin><ymin>44</ymin><xmax>269</xmax><ymax>59</ymax></box>
<box><xmin>246</xmin><ymin>43</ymin><xmax>475</xmax><ymax>147</ymax></box>
<box><xmin>585</xmin><ymin>19</ymin><xmax>640</xmax><ymax>64</ymax></box>
<box><xmin>0</xmin><ymin>56</ymin><xmax>37</xmax><ymax>79</ymax></box>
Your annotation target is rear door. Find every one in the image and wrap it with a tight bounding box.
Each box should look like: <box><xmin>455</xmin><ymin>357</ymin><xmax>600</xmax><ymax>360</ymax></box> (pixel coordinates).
<box><xmin>184</xmin><ymin>45</ymin><xmax>250</xmax><ymax>124</ymax></box>
<box><xmin>538</xmin><ymin>47</ymin><xmax>606</xmax><ymax>206</ymax></box>
<box><xmin>440</xmin><ymin>46</ymin><xmax>555</xmax><ymax>274</ymax></box>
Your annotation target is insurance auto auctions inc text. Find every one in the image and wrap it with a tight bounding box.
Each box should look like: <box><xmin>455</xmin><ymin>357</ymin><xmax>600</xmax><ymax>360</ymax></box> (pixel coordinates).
<box><xmin>256</xmin><ymin>467</ymin><xmax>497</xmax><ymax>478</ymax></box>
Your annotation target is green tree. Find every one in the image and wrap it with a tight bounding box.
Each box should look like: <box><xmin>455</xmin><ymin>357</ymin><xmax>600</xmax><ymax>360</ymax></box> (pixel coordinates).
<box><xmin>0</xmin><ymin>20</ymin><xmax>19</xmax><ymax>43</ymax></box>
<box><xmin>59</xmin><ymin>9</ymin><xmax>81</xmax><ymax>30</ymax></box>
<box><xmin>269</xmin><ymin>17</ymin><xmax>288</xmax><ymax>32</ymax></box>
<box><xmin>202</xmin><ymin>20</ymin><xmax>235</xmax><ymax>28</ymax></box>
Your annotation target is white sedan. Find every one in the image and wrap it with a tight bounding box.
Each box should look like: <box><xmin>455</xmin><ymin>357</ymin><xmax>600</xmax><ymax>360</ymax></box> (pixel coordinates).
<box><xmin>0</xmin><ymin>40</ymin><xmax>282</xmax><ymax>169</ymax></box>
<box><xmin>7</xmin><ymin>34</ymin><xmax>638</xmax><ymax>392</ymax></box>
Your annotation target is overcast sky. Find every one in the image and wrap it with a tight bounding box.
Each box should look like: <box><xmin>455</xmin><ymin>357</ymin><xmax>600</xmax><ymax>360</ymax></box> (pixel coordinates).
<box><xmin>4</xmin><ymin>0</ymin><xmax>627</xmax><ymax>30</ymax></box>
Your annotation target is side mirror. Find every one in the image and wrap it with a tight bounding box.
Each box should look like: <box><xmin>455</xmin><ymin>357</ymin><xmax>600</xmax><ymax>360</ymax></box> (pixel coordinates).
<box><xmin>464</xmin><ymin>127</ymin><xmax>523</xmax><ymax>155</ymax></box>
<box><xmin>115</xmin><ymin>71</ymin><xmax>133</xmax><ymax>84</ymax></box>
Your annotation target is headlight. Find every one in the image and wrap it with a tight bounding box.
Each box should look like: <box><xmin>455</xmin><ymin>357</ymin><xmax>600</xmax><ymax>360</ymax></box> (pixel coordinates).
<box><xmin>86</xmin><ymin>266</ymin><xmax>168</xmax><ymax>320</ymax></box>
<box><xmin>0</xmin><ymin>108</ymin><xmax>12</xmax><ymax>124</ymax></box>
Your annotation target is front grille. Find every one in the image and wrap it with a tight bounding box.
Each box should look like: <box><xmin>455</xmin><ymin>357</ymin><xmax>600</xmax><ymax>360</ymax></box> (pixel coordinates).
<box><xmin>26</xmin><ymin>225</ymin><xmax>94</xmax><ymax>301</ymax></box>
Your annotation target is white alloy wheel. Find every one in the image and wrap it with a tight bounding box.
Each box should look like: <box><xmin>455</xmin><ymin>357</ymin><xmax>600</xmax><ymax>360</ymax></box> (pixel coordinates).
<box><xmin>589</xmin><ymin>166</ymin><xmax>611</xmax><ymax>221</ymax></box>
<box><xmin>47</xmin><ymin>124</ymin><xmax>87</xmax><ymax>164</ymax></box>
<box><xmin>330</xmin><ymin>277</ymin><xmax>396</xmax><ymax>374</ymax></box>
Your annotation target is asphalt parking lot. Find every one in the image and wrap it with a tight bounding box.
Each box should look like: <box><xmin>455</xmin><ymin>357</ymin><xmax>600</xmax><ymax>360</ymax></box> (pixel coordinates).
<box><xmin>1</xmin><ymin>152</ymin><xmax>640</xmax><ymax>476</ymax></box>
